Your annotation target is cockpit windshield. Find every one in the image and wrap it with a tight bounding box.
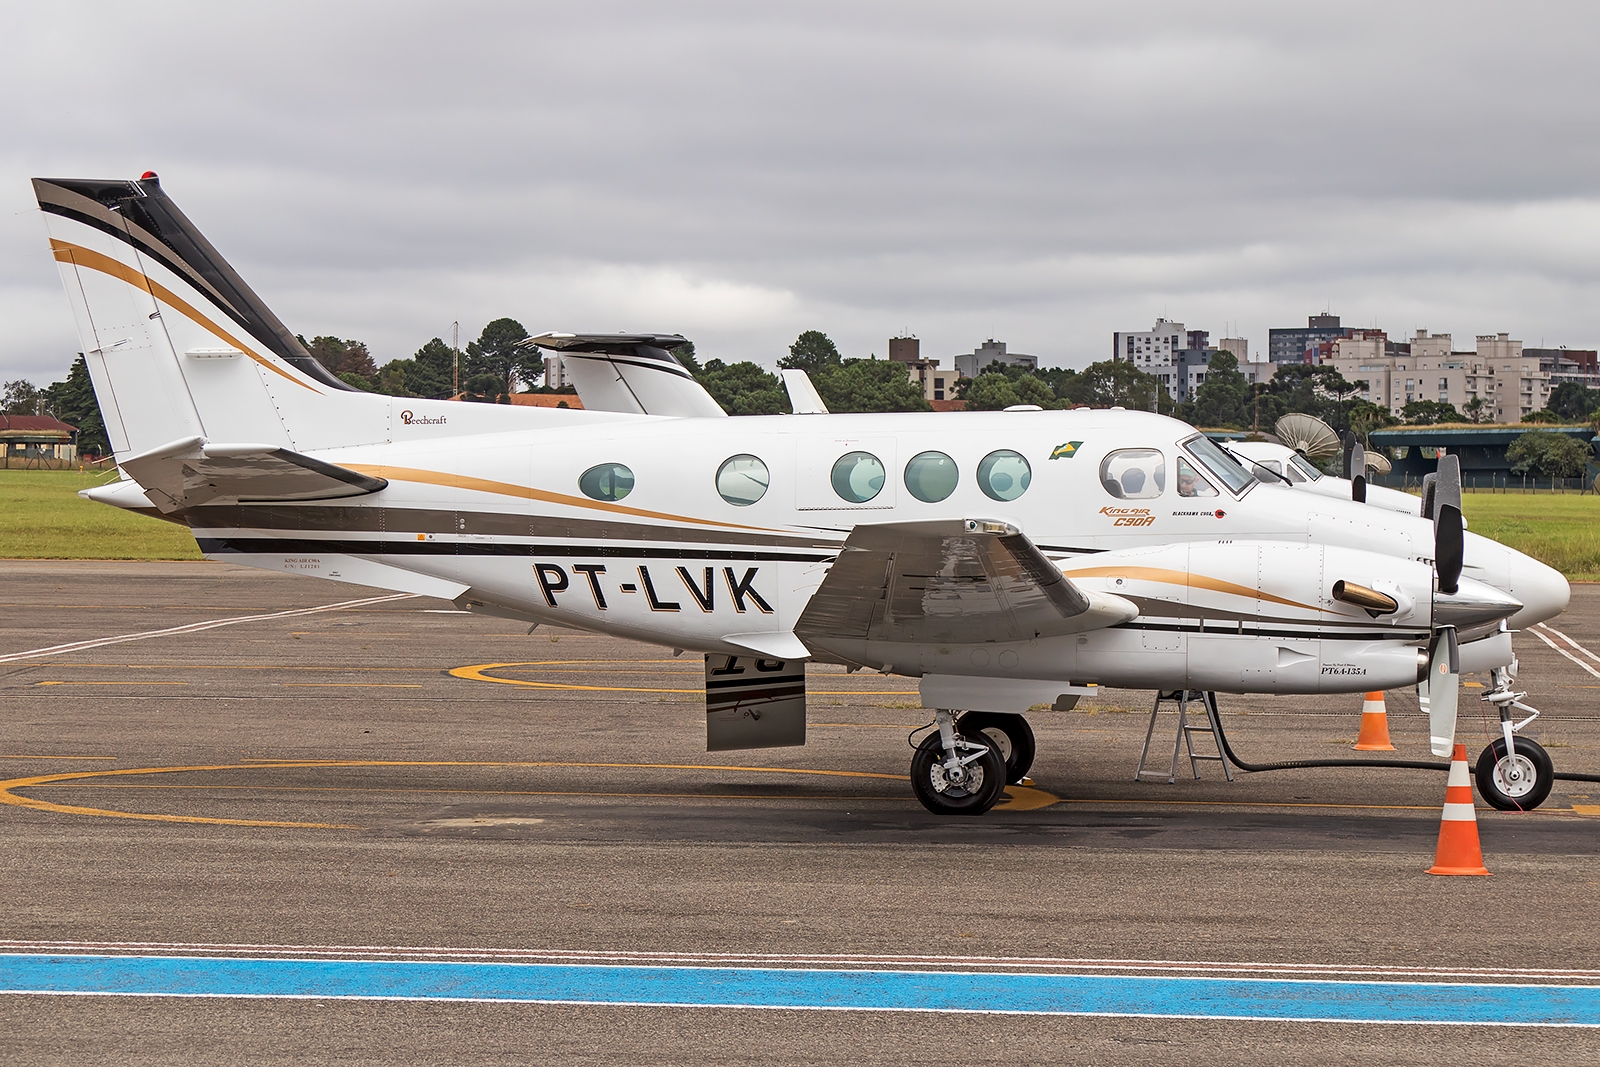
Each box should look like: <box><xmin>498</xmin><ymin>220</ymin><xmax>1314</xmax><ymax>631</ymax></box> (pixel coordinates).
<box><xmin>1288</xmin><ymin>454</ymin><xmax>1324</xmax><ymax>481</ymax></box>
<box><xmin>1182</xmin><ymin>434</ymin><xmax>1255</xmax><ymax>496</ymax></box>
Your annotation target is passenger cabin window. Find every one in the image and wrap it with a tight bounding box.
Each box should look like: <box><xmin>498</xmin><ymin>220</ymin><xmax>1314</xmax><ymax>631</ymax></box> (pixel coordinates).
<box><xmin>1176</xmin><ymin>458</ymin><xmax>1217</xmax><ymax>498</ymax></box>
<box><xmin>832</xmin><ymin>451</ymin><xmax>886</xmax><ymax>503</ymax></box>
<box><xmin>904</xmin><ymin>451</ymin><xmax>958</xmax><ymax>503</ymax></box>
<box><xmin>716</xmin><ymin>454</ymin><xmax>769</xmax><ymax>506</ymax></box>
<box><xmin>579</xmin><ymin>463</ymin><xmax>635</xmax><ymax>502</ymax></box>
<box><xmin>1099</xmin><ymin>448</ymin><xmax>1165</xmax><ymax>500</ymax></box>
<box><xmin>977</xmin><ymin>449</ymin><xmax>1031</xmax><ymax>501</ymax></box>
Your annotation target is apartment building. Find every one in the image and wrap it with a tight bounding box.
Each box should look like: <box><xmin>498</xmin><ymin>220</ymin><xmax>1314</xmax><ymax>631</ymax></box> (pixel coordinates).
<box><xmin>889</xmin><ymin>336</ymin><xmax>951</xmax><ymax>402</ymax></box>
<box><xmin>1112</xmin><ymin>319</ymin><xmax>1213</xmax><ymax>400</ymax></box>
<box><xmin>1327</xmin><ymin>330</ymin><xmax>1550</xmax><ymax>420</ymax></box>
<box><xmin>953</xmin><ymin>339</ymin><xmax>1038</xmax><ymax>381</ymax></box>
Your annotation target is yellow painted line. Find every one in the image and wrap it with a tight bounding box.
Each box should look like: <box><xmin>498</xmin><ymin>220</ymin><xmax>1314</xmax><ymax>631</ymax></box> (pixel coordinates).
<box><xmin>450</xmin><ymin>662</ymin><xmax>917</xmax><ymax>696</ymax></box>
<box><xmin>1574</xmin><ymin>805</ymin><xmax>1600</xmax><ymax>815</ymax></box>
<box><xmin>997</xmin><ymin>785</ymin><xmax>1060</xmax><ymax>811</ymax></box>
<box><xmin>46</xmin><ymin>784</ymin><xmax>913</xmax><ymax>803</ymax></box>
<box><xmin>0</xmin><ymin>763</ymin><xmax>359</xmax><ymax>828</ymax></box>
<box><xmin>279</xmin><ymin>683</ymin><xmax>425</xmax><ymax>688</ymax></box>
<box><xmin>34</xmin><ymin>681</ymin><xmax>188</xmax><ymax>687</ymax></box>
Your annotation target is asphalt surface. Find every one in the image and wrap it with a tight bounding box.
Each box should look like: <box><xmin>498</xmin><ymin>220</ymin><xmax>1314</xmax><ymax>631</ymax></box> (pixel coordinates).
<box><xmin>2</xmin><ymin>561</ymin><xmax>1599</xmax><ymax>1064</ymax></box>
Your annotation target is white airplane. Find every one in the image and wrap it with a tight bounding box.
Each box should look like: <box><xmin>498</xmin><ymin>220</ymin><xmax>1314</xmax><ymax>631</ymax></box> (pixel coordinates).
<box><xmin>1228</xmin><ymin>440</ymin><xmax>1420</xmax><ymax>515</ymax></box>
<box><xmin>34</xmin><ymin>174</ymin><xmax>1571</xmax><ymax>816</ymax></box>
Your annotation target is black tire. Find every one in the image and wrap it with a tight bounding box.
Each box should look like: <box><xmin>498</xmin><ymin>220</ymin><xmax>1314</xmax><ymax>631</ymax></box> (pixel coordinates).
<box><xmin>910</xmin><ymin>730</ymin><xmax>1006</xmax><ymax>816</ymax></box>
<box><xmin>956</xmin><ymin>712</ymin><xmax>1036</xmax><ymax>784</ymax></box>
<box><xmin>1475</xmin><ymin>736</ymin><xmax>1554</xmax><ymax>811</ymax></box>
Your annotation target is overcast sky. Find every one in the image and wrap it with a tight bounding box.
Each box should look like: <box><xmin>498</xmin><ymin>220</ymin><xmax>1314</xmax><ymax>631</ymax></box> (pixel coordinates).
<box><xmin>4</xmin><ymin>1</ymin><xmax>1599</xmax><ymax>387</ymax></box>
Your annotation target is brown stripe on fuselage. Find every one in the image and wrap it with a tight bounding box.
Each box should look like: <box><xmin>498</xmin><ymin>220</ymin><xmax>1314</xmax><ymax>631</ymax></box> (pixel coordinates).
<box><xmin>1062</xmin><ymin>565</ymin><xmax>1318</xmax><ymax>612</ymax></box>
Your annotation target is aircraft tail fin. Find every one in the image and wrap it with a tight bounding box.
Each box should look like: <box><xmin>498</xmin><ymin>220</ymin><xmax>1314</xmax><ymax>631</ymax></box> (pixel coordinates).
<box><xmin>33</xmin><ymin>174</ymin><xmax>392</xmax><ymax>461</ymax></box>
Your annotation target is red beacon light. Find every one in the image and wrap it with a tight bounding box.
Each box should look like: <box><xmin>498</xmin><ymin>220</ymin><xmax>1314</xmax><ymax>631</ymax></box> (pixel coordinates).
<box><xmin>140</xmin><ymin>171</ymin><xmax>158</xmax><ymax>180</ymax></box>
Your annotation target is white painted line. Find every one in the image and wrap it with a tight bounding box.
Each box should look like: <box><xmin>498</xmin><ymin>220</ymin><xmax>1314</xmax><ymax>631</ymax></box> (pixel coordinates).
<box><xmin>0</xmin><ymin>594</ymin><xmax>417</xmax><ymax>664</ymax></box>
<box><xmin>1537</xmin><ymin>622</ymin><xmax>1600</xmax><ymax>667</ymax></box>
<box><xmin>1529</xmin><ymin>627</ymin><xmax>1600</xmax><ymax>680</ymax></box>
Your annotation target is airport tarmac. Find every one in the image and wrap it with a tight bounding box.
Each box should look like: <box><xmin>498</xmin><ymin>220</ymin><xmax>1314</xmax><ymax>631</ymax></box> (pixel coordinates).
<box><xmin>2</xmin><ymin>560</ymin><xmax>1599</xmax><ymax>1064</ymax></box>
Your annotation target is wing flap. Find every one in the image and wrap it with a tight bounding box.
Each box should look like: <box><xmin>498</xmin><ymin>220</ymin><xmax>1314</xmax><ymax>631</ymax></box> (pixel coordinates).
<box><xmin>797</xmin><ymin>519</ymin><xmax>1137</xmax><ymax>652</ymax></box>
<box><xmin>119</xmin><ymin>436</ymin><xmax>387</xmax><ymax>513</ymax></box>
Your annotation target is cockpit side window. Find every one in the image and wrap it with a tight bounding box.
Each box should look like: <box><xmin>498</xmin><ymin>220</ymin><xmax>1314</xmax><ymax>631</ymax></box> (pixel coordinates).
<box><xmin>1288</xmin><ymin>454</ymin><xmax>1324</xmax><ymax>481</ymax></box>
<box><xmin>1099</xmin><ymin>448</ymin><xmax>1166</xmax><ymax>500</ymax></box>
<box><xmin>1182</xmin><ymin>434</ymin><xmax>1254</xmax><ymax>496</ymax></box>
<box><xmin>1176</xmin><ymin>457</ymin><xmax>1218</xmax><ymax>498</ymax></box>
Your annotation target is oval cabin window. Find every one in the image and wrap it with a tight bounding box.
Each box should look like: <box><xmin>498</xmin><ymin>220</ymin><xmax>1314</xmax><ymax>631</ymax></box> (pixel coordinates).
<box><xmin>1099</xmin><ymin>448</ymin><xmax>1166</xmax><ymax>500</ymax></box>
<box><xmin>579</xmin><ymin>463</ymin><xmax>635</xmax><ymax>502</ymax></box>
<box><xmin>831</xmin><ymin>451</ymin><xmax>886</xmax><ymax>503</ymax></box>
<box><xmin>904</xmin><ymin>451</ymin><xmax>958</xmax><ymax>503</ymax></box>
<box><xmin>716</xmin><ymin>454</ymin><xmax>770</xmax><ymax>506</ymax></box>
<box><xmin>977</xmin><ymin>449</ymin><xmax>1031</xmax><ymax>502</ymax></box>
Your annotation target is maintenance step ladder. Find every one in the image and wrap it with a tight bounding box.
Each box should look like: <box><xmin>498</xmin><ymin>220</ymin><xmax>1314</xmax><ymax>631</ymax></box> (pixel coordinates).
<box><xmin>1135</xmin><ymin>689</ymin><xmax>1235</xmax><ymax>784</ymax></box>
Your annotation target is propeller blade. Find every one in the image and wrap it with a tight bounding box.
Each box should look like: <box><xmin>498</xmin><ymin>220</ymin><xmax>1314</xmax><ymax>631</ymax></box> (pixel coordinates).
<box><xmin>1425</xmin><ymin>626</ymin><xmax>1460</xmax><ymax>757</ymax></box>
<box><xmin>1420</xmin><ymin>473</ymin><xmax>1438</xmax><ymax>520</ymax></box>
<box><xmin>1435</xmin><ymin>454</ymin><xmax>1462</xmax><ymax>515</ymax></box>
<box><xmin>1435</xmin><ymin>502</ymin><xmax>1464</xmax><ymax>596</ymax></box>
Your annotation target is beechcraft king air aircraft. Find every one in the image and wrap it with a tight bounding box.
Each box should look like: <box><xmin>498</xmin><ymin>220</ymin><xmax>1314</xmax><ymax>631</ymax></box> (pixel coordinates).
<box><xmin>34</xmin><ymin>174</ymin><xmax>1573</xmax><ymax>816</ymax></box>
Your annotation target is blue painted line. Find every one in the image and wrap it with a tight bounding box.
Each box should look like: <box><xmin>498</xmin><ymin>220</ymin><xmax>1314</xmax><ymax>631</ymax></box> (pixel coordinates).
<box><xmin>2</xmin><ymin>954</ymin><xmax>1598</xmax><ymax>1026</ymax></box>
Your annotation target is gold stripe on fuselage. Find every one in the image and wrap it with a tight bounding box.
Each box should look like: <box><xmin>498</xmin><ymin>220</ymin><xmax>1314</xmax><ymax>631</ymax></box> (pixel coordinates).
<box><xmin>49</xmin><ymin>239</ymin><xmax>319</xmax><ymax>393</ymax></box>
<box><xmin>1062</xmin><ymin>565</ymin><xmax>1319</xmax><ymax>613</ymax></box>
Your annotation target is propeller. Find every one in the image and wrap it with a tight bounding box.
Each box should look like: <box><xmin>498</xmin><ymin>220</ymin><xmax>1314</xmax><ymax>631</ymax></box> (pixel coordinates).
<box><xmin>1341</xmin><ymin>433</ymin><xmax>1367</xmax><ymax>503</ymax></box>
<box><xmin>1364</xmin><ymin>451</ymin><xmax>1392</xmax><ymax>475</ymax></box>
<box><xmin>1274</xmin><ymin>413</ymin><xmax>1341</xmax><ymax>465</ymax></box>
<box><xmin>1420</xmin><ymin>453</ymin><xmax>1467</xmax><ymax>754</ymax></box>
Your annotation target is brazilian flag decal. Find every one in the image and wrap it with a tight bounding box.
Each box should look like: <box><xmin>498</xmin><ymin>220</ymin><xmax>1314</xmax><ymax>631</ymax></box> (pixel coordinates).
<box><xmin>1050</xmin><ymin>441</ymin><xmax>1083</xmax><ymax>460</ymax></box>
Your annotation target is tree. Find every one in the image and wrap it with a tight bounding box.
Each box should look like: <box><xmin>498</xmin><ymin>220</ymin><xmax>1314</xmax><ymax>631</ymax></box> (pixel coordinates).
<box><xmin>1401</xmin><ymin>399</ymin><xmax>1462</xmax><ymax>425</ymax></box>
<box><xmin>1188</xmin><ymin>352</ymin><xmax>1250</xmax><ymax>428</ymax></box>
<box><xmin>962</xmin><ymin>369</ymin><xmax>1057</xmax><ymax>410</ymax></box>
<box><xmin>1462</xmin><ymin>396</ymin><xmax>1492</xmax><ymax>424</ymax></box>
<box><xmin>1521</xmin><ymin>408</ymin><xmax>1562</xmax><ymax>424</ymax></box>
<box><xmin>779</xmin><ymin>331</ymin><xmax>843</xmax><ymax>376</ymax></box>
<box><xmin>1059</xmin><ymin>359</ymin><xmax>1173</xmax><ymax>412</ymax></box>
<box><xmin>41</xmin><ymin>356</ymin><xmax>110</xmax><ymax>455</ymax></box>
<box><xmin>302</xmin><ymin>336</ymin><xmax>378</xmax><ymax>384</ymax></box>
<box><xmin>3</xmin><ymin>379</ymin><xmax>42</xmax><ymax>415</ymax></box>
<box><xmin>1508</xmin><ymin>430</ymin><xmax>1592</xmax><ymax>478</ymax></box>
<box><xmin>464</xmin><ymin>317</ymin><xmax>539</xmax><ymax>392</ymax></box>
<box><xmin>672</xmin><ymin>341</ymin><xmax>703</xmax><ymax>376</ymax></box>
<box><xmin>697</xmin><ymin>359</ymin><xmax>788</xmax><ymax>415</ymax></box>
<box><xmin>1256</xmin><ymin>364</ymin><xmax>1365</xmax><ymax>432</ymax></box>
<box><xmin>373</xmin><ymin>338</ymin><xmax>456</xmax><ymax>399</ymax></box>
<box><xmin>814</xmin><ymin>359</ymin><xmax>931</xmax><ymax>413</ymax></box>
<box><xmin>1548</xmin><ymin>382</ymin><xmax>1600</xmax><ymax>422</ymax></box>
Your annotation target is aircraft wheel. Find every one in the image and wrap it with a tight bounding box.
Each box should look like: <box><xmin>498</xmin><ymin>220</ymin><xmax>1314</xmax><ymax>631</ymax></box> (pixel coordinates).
<box><xmin>956</xmin><ymin>712</ymin><xmax>1036</xmax><ymax>784</ymax></box>
<box><xmin>910</xmin><ymin>731</ymin><xmax>1006</xmax><ymax>816</ymax></box>
<box><xmin>1475</xmin><ymin>736</ymin><xmax>1553</xmax><ymax>811</ymax></box>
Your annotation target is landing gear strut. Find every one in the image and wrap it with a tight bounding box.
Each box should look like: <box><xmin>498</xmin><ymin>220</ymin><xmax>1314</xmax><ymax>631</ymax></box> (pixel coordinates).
<box><xmin>910</xmin><ymin>710</ymin><xmax>1006</xmax><ymax>816</ymax></box>
<box><xmin>956</xmin><ymin>712</ymin><xmax>1036</xmax><ymax>784</ymax></box>
<box><xmin>1477</xmin><ymin>659</ymin><xmax>1551</xmax><ymax>811</ymax></box>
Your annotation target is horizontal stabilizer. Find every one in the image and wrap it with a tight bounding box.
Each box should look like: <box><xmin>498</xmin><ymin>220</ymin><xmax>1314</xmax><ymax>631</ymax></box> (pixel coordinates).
<box><xmin>523</xmin><ymin>333</ymin><xmax>727</xmax><ymax>419</ymax></box>
<box><xmin>117</xmin><ymin>436</ymin><xmax>387</xmax><ymax>513</ymax></box>
<box><xmin>796</xmin><ymin>519</ymin><xmax>1138</xmax><ymax>654</ymax></box>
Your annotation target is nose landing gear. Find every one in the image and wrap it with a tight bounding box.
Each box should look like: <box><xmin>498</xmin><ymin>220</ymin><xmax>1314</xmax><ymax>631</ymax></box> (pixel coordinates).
<box><xmin>1477</xmin><ymin>659</ymin><xmax>1552</xmax><ymax>811</ymax></box>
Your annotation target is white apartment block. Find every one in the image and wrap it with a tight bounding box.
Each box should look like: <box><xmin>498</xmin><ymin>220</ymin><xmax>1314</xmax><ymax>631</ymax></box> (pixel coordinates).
<box><xmin>543</xmin><ymin>354</ymin><xmax>568</xmax><ymax>389</ymax></box>
<box><xmin>1326</xmin><ymin>330</ymin><xmax>1550</xmax><ymax>421</ymax></box>
<box><xmin>1113</xmin><ymin>319</ymin><xmax>1212</xmax><ymax>400</ymax></box>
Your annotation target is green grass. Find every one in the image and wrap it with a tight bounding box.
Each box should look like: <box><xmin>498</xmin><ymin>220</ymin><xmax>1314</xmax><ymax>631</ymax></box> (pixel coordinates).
<box><xmin>0</xmin><ymin>469</ymin><xmax>202</xmax><ymax>560</ymax></box>
<box><xmin>1461</xmin><ymin>492</ymin><xmax>1600</xmax><ymax>583</ymax></box>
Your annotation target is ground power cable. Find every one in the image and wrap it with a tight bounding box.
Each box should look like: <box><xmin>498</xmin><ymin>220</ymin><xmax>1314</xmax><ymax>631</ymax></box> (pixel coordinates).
<box><xmin>1207</xmin><ymin>704</ymin><xmax>1600</xmax><ymax>784</ymax></box>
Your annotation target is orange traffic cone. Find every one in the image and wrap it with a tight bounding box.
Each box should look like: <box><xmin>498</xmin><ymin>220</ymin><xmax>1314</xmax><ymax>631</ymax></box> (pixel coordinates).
<box><xmin>1427</xmin><ymin>744</ymin><xmax>1490</xmax><ymax>876</ymax></box>
<box><xmin>1353</xmin><ymin>691</ymin><xmax>1396</xmax><ymax>751</ymax></box>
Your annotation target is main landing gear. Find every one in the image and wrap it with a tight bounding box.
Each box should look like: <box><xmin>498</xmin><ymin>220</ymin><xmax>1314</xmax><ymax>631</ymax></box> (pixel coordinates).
<box><xmin>910</xmin><ymin>710</ymin><xmax>1008</xmax><ymax>816</ymax></box>
<box><xmin>956</xmin><ymin>712</ymin><xmax>1036</xmax><ymax>785</ymax></box>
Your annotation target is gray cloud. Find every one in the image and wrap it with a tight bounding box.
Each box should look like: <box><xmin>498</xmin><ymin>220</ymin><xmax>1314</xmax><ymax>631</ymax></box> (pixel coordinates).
<box><xmin>4</xmin><ymin>1</ymin><xmax>1599</xmax><ymax>387</ymax></box>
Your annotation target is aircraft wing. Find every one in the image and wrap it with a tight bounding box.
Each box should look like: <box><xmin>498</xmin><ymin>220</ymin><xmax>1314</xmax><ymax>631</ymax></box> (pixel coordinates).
<box><xmin>111</xmin><ymin>436</ymin><xmax>388</xmax><ymax>513</ymax></box>
<box><xmin>796</xmin><ymin>519</ymin><xmax>1137</xmax><ymax>653</ymax></box>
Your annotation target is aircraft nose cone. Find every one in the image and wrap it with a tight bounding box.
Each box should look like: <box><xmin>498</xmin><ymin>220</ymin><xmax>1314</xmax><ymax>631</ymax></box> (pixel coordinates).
<box><xmin>1507</xmin><ymin>550</ymin><xmax>1570</xmax><ymax>628</ymax></box>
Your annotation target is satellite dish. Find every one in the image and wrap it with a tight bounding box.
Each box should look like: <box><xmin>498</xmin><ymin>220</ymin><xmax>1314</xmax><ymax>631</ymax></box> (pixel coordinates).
<box><xmin>1364</xmin><ymin>451</ymin><xmax>1392</xmax><ymax>475</ymax></box>
<box><xmin>1274</xmin><ymin>413</ymin><xmax>1341</xmax><ymax>464</ymax></box>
